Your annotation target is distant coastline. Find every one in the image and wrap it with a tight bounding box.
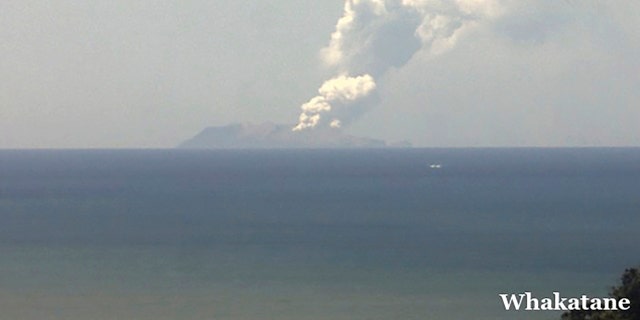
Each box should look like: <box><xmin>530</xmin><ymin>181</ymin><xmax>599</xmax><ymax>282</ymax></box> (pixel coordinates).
<box><xmin>178</xmin><ymin>122</ymin><xmax>412</xmax><ymax>149</ymax></box>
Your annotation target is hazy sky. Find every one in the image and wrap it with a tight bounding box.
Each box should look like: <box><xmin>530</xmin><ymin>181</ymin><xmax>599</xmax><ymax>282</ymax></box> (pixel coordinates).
<box><xmin>1</xmin><ymin>1</ymin><xmax>639</xmax><ymax>148</ymax></box>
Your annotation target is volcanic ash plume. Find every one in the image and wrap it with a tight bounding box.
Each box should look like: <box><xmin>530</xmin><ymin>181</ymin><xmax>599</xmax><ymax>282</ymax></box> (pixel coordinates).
<box><xmin>293</xmin><ymin>74</ymin><xmax>376</xmax><ymax>131</ymax></box>
<box><xmin>293</xmin><ymin>0</ymin><xmax>503</xmax><ymax>131</ymax></box>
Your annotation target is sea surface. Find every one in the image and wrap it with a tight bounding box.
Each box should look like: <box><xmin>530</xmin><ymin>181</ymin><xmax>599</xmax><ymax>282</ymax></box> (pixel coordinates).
<box><xmin>0</xmin><ymin>148</ymin><xmax>638</xmax><ymax>320</ymax></box>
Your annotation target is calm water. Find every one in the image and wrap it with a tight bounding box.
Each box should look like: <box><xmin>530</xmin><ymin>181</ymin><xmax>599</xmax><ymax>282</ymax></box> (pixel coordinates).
<box><xmin>0</xmin><ymin>148</ymin><xmax>638</xmax><ymax>319</ymax></box>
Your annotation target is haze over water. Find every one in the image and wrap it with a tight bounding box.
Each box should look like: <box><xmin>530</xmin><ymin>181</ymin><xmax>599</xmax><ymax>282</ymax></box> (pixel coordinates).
<box><xmin>1</xmin><ymin>148</ymin><xmax>638</xmax><ymax>319</ymax></box>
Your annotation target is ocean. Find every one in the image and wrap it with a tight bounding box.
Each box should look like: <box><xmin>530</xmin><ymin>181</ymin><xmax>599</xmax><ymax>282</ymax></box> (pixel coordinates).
<box><xmin>0</xmin><ymin>148</ymin><xmax>638</xmax><ymax>319</ymax></box>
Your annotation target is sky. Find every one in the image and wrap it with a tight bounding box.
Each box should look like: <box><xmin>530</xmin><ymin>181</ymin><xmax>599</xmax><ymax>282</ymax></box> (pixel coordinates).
<box><xmin>1</xmin><ymin>0</ymin><xmax>639</xmax><ymax>148</ymax></box>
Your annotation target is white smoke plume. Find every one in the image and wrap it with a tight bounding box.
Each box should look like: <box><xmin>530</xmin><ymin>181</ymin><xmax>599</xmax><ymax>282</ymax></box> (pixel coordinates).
<box><xmin>293</xmin><ymin>74</ymin><xmax>376</xmax><ymax>131</ymax></box>
<box><xmin>293</xmin><ymin>0</ymin><xmax>504</xmax><ymax>131</ymax></box>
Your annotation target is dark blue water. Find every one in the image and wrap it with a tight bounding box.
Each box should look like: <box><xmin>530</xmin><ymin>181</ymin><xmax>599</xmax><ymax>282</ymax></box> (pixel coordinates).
<box><xmin>0</xmin><ymin>149</ymin><xmax>638</xmax><ymax>319</ymax></box>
